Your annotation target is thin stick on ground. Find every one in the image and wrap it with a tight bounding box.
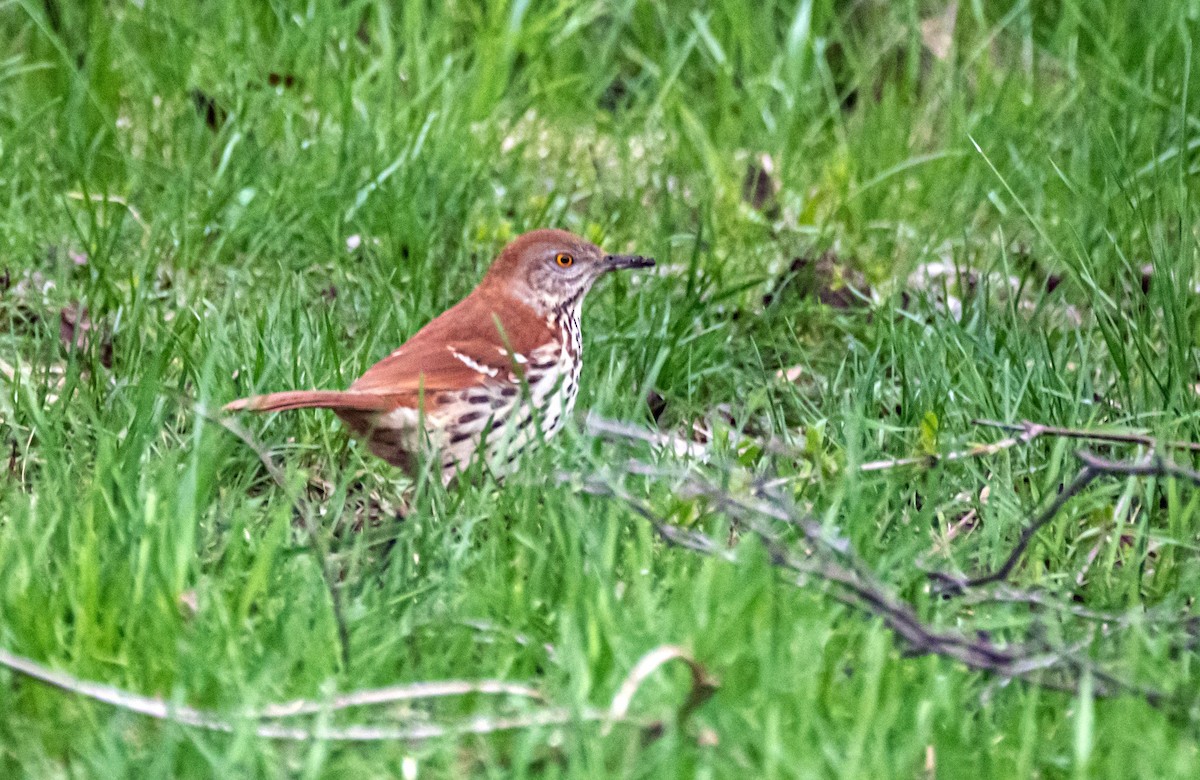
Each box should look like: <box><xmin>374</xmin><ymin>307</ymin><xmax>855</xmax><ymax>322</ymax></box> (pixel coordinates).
<box><xmin>587</xmin><ymin>415</ymin><xmax>1200</xmax><ymax>476</ymax></box>
<box><xmin>956</xmin><ymin>583</ymin><xmax>1200</xmax><ymax>629</ymax></box>
<box><xmin>210</xmin><ymin>413</ymin><xmax>290</xmax><ymax>490</ymax></box>
<box><xmin>603</xmin><ymin>645</ymin><xmax>717</xmax><ymax>735</ymax></box>
<box><xmin>65</xmin><ymin>191</ymin><xmax>152</xmax><ymax>247</ymax></box>
<box><xmin>859</xmin><ymin>422</ymin><xmax>1047</xmax><ymax>472</ymax></box>
<box><xmin>929</xmin><ymin>463</ymin><xmax>1100</xmax><ymax>594</ymax></box>
<box><xmin>260</xmin><ymin>680</ymin><xmax>545</xmax><ymax>718</ymax></box>
<box><xmin>577</xmin><ymin>472</ymin><xmax>1163</xmax><ymax>705</ymax></box>
<box><xmin>972</xmin><ymin>419</ymin><xmax>1200</xmax><ymax>454</ymax></box>
<box><xmin>0</xmin><ymin>644</ymin><xmax>713</xmax><ymax>743</ymax></box>
<box><xmin>931</xmin><ymin>449</ymin><xmax>1200</xmax><ymax>595</ymax></box>
<box><xmin>586</xmin><ymin>414</ymin><xmax>1200</xmax><ymax>598</ymax></box>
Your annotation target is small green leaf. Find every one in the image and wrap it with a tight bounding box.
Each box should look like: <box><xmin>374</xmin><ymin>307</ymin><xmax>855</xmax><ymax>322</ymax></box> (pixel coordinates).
<box><xmin>919</xmin><ymin>411</ymin><xmax>939</xmax><ymax>456</ymax></box>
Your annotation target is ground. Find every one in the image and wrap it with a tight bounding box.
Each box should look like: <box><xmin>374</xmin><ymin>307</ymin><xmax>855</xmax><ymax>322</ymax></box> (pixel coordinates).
<box><xmin>2</xmin><ymin>1</ymin><xmax>1199</xmax><ymax>777</ymax></box>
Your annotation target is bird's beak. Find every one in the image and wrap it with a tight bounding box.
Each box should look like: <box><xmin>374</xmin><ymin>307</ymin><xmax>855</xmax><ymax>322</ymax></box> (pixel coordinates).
<box><xmin>603</xmin><ymin>253</ymin><xmax>656</xmax><ymax>271</ymax></box>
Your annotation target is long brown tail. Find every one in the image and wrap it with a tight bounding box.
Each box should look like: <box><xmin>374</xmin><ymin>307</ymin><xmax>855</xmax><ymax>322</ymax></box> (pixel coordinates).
<box><xmin>223</xmin><ymin>390</ymin><xmax>399</xmax><ymax>414</ymax></box>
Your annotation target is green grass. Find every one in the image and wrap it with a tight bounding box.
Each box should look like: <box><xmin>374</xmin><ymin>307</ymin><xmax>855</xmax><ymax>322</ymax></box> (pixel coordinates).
<box><xmin>2</xmin><ymin>0</ymin><xmax>1200</xmax><ymax>776</ymax></box>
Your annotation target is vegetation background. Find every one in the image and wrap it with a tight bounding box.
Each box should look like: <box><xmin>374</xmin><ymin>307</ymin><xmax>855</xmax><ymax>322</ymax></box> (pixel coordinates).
<box><xmin>2</xmin><ymin>0</ymin><xmax>1199</xmax><ymax>776</ymax></box>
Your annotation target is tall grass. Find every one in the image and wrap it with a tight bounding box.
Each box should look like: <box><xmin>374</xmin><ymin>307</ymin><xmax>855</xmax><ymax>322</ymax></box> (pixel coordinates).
<box><xmin>1</xmin><ymin>0</ymin><xmax>1198</xmax><ymax>776</ymax></box>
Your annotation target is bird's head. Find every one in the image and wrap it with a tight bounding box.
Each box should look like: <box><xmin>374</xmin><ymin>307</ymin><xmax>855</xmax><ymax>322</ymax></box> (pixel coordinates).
<box><xmin>483</xmin><ymin>228</ymin><xmax>655</xmax><ymax>316</ymax></box>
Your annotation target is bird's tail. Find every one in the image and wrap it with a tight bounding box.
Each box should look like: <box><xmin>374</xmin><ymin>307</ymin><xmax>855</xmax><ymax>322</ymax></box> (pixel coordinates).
<box><xmin>223</xmin><ymin>390</ymin><xmax>398</xmax><ymax>414</ymax></box>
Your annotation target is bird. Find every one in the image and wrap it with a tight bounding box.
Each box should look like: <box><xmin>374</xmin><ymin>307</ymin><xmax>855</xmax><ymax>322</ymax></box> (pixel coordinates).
<box><xmin>224</xmin><ymin>228</ymin><xmax>655</xmax><ymax>485</ymax></box>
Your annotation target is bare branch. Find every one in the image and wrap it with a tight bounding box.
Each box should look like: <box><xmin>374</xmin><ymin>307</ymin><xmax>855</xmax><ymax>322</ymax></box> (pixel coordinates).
<box><xmin>957</xmin><ymin>584</ymin><xmax>1200</xmax><ymax>630</ymax></box>
<box><xmin>584</xmin><ymin>413</ymin><xmax>710</xmax><ymax>458</ymax></box>
<box><xmin>260</xmin><ymin>680</ymin><xmax>544</xmax><ymax>718</ymax></box>
<box><xmin>859</xmin><ymin>423</ymin><xmax>1044</xmax><ymax>472</ymax></box>
<box><xmin>973</xmin><ymin>419</ymin><xmax>1200</xmax><ymax>454</ymax></box>
<box><xmin>583</xmin><ymin>469</ymin><xmax>1164</xmax><ymax>705</ymax></box>
<box><xmin>0</xmin><ymin>643</ymin><xmax>714</xmax><ymax>742</ymax></box>
<box><xmin>931</xmin><ymin>463</ymin><xmax>1100</xmax><ymax>594</ymax></box>
<box><xmin>933</xmin><ymin>449</ymin><xmax>1200</xmax><ymax>594</ymax></box>
<box><xmin>1074</xmin><ymin>450</ymin><xmax>1200</xmax><ymax>484</ymax></box>
<box><xmin>603</xmin><ymin>646</ymin><xmax>717</xmax><ymax>735</ymax></box>
<box><xmin>202</xmin><ymin>408</ymin><xmax>290</xmax><ymax>490</ymax></box>
<box><xmin>580</xmin><ymin>416</ymin><xmax>1197</xmax><ymax>706</ymax></box>
<box><xmin>65</xmin><ymin>191</ymin><xmax>151</xmax><ymax>247</ymax></box>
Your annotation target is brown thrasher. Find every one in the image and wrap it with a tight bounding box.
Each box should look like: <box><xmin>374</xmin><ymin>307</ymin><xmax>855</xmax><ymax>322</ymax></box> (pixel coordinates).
<box><xmin>224</xmin><ymin>229</ymin><xmax>654</xmax><ymax>484</ymax></box>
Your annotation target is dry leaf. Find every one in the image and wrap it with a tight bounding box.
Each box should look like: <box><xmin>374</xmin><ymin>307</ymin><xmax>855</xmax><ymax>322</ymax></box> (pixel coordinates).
<box><xmin>646</xmin><ymin>390</ymin><xmax>667</xmax><ymax>422</ymax></box>
<box><xmin>191</xmin><ymin>88</ymin><xmax>228</xmax><ymax>131</ymax></box>
<box><xmin>59</xmin><ymin>303</ymin><xmax>113</xmax><ymax>368</ymax></box>
<box><xmin>764</xmin><ymin>252</ymin><xmax>871</xmax><ymax>310</ymax></box>
<box><xmin>178</xmin><ymin>590</ymin><xmax>199</xmax><ymax>617</ymax></box>
<box><xmin>920</xmin><ymin>2</ymin><xmax>958</xmax><ymax>61</ymax></box>
<box><xmin>742</xmin><ymin>152</ymin><xmax>779</xmax><ymax>212</ymax></box>
<box><xmin>776</xmin><ymin>365</ymin><xmax>806</xmax><ymax>383</ymax></box>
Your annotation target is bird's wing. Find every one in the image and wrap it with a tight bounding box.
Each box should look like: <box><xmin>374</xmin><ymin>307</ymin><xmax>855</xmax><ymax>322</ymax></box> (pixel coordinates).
<box><xmin>349</xmin><ymin>289</ymin><xmax>556</xmax><ymax>397</ymax></box>
<box><xmin>349</xmin><ymin>338</ymin><xmax>519</xmax><ymax>395</ymax></box>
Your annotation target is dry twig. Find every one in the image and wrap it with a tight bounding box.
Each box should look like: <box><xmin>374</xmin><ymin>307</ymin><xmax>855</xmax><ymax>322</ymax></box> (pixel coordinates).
<box><xmin>65</xmin><ymin>191</ymin><xmax>151</xmax><ymax>247</ymax></box>
<box><xmin>858</xmin><ymin>423</ymin><xmax>1045</xmax><ymax>472</ymax></box>
<box><xmin>577</xmin><ymin>471</ymin><xmax>1157</xmax><ymax>703</ymax></box>
<box><xmin>579</xmin><ymin>414</ymin><xmax>1200</xmax><ymax>706</ymax></box>
<box><xmin>0</xmin><ymin>644</ymin><xmax>713</xmax><ymax>742</ymax></box>
<box><xmin>603</xmin><ymin>645</ymin><xmax>717</xmax><ymax>735</ymax></box>
<box><xmin>931</xmin><ymin>450</ymin><xmax>1200</xmax><ymax>594</ymax></box>
<box><xmin>973</xmin><ymin>418</ymin><xmax>1200</xmax><ymax>454</ymax></box>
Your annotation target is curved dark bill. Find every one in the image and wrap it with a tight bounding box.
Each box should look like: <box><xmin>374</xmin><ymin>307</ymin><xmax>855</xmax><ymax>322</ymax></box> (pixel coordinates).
<box><xmin>604</xmin><ymin>254</ymin><xmax>656</xmax><ymax>270</ymax></box>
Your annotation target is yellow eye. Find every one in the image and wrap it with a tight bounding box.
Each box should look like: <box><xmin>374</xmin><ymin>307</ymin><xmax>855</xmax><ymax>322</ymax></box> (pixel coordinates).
<box><xmin>555</xmin><ymin>253</ymin><xmax>574</xmax><ymax>268</ymax></box>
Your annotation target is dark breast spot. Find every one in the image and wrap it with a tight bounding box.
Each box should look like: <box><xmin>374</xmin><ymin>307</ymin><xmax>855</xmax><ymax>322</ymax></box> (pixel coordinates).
<box><xmin>457</xmin><ymin>410</ymin><xmax>485</xmax><ymax>424</ymax></box>
<box><xmin>500</xmin><ymin>385</ymin><xmax>518</xmax><ymax>397</ymax></box>
<box><xmin>448</xmin><ymin>430</ymin><xmax>475</xmax><ymax>445</ymax></box>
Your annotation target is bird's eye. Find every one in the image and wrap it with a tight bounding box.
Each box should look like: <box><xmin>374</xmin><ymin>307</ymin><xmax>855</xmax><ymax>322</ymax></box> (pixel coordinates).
<box><xmin>555</xmin><ymin>253</ymin><xmax>574</xmax><ymax>268</ymax></box>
